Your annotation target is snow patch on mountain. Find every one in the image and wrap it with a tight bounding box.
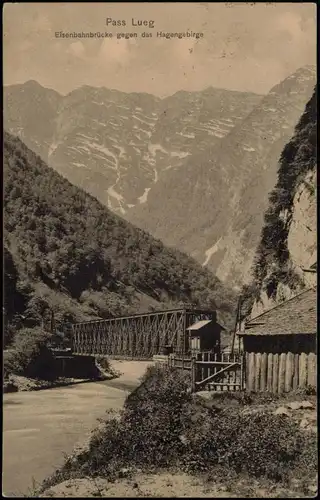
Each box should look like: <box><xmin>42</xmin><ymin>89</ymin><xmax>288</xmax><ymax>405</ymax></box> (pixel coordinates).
<box><xmin>85</xmin><ymin>141</ymin><xmax>118</xmax><ymax>165</ymax></box>
<box><xmin>153</xmin><ymin>168</ymin><xmax>158</xmax><ymax>183</ymax></box>
<box><xmin>177</xmin><ymin>132</ymin><xmax>195</xmax><ymax>139</ymax></box>
<box><xmin>113</xmin><ymin>145</ymin><xmax>126</xmax><ymax>158</ymax></box>
<box><xmin>48</xmin><ymin>142</ymin><xmax>60</xmax><ymax>158</ymax></box>
<box><xmin>72</xmin><ymin>162</ymin><xmax>89</xmax><ymax>169</ymax></box>
<box><xmin>170</xmin><ymin>151</ymin><xmax>190</xmax><ymax>159</ymax></box>
<box><xmin>138</xmin><ymin>187</ymin><xmax>151</xmax><ymax>204</ymax></box>
<box><xmin>140</xmin><ymin>129</ymin><xmax>152</xmax><ymax>138</ymax></box>
<box><xmin>203</xmin><ymin>237</ymin><xmax>222</xmax><ymax>266</ymax></box>
<box><xmin>107</xmin><ymin>186</ymin><xmax>126</xmax><ymax>214</ymax></box>
<box><xmin>133</xmin><ymin>115</ymin><xmax>156</xmax><ymax>127</ymax></box>
<box><xmin>148</xmin><ymin>143</ymin><xmax>168</xmax><ymax>156</ymax></box>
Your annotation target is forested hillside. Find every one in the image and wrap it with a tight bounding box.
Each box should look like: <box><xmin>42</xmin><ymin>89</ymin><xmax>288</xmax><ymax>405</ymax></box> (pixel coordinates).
<box><xmin>4</xmin><ymin>132</ymin><xmax>235</xmax><ymax>344</ymax></box>
<box><xmin>242</xmin><ymin>87</ymin><xmax>317</xmax><ymax>317</ymax></box>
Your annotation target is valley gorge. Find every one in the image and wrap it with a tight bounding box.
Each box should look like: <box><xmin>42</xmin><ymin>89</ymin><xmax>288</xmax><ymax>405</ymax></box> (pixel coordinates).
<box><xmin>4</xmin><ymin>65</ymin><xmax>316</xmax><ymax>297</ymax></box>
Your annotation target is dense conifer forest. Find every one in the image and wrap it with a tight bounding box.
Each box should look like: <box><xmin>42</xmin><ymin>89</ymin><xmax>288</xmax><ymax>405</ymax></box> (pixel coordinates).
<box><xmin>4</xmin><ymin>132</ymin><xmax>235</xmax><ymax>345</ymax></box>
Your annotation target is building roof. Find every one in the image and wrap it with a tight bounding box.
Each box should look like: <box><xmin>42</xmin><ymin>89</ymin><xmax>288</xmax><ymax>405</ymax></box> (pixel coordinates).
<box><xmin>239</xmin><ymin>287</ymin><xmax>317</xmax><ymax>336</ymax></box>
<box><xmin>187</xmin><ymin>320</ymin><xmax>212</xmax><ymax>331</ymax></box>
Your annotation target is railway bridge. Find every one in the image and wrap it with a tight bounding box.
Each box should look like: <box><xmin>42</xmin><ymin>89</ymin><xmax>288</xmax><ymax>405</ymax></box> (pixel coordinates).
<box><xmin>63</xmin><ymin>308</ymin><xmax>221</xmax><ymax>359</ymax></box>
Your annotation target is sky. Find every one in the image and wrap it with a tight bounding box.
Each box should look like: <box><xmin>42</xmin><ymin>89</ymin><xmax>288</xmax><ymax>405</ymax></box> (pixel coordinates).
<box><xmin>3</xmin><ymin>2</ymin><xmax>317</xmax><ymax>97</ymax></box>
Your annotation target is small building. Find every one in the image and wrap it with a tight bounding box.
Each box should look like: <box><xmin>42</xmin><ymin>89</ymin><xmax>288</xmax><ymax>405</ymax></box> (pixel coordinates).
<box><xmin>238</xmin><ymin>287</ymin><xmax>317</xmax><ymax>393</ymax></box>
<box><xmin>187</xmin><ymin>319</ymin><xmax>224</xmax><ymax>353</ymax></box>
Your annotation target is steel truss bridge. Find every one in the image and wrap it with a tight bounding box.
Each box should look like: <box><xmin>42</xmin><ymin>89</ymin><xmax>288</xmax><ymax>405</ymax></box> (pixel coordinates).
<box><xmin>68</xmin><ymin>308</ymin><xmax>215</xmax><ymax>359</ymax></box>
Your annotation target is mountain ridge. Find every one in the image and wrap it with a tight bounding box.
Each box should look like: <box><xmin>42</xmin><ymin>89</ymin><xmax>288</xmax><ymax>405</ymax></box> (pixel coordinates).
<box><xmin>4</xmin><ymin>79</ymin><xmax>263</xmax><ymax>214</ymax></box>
<box><xmin>4</xmin><ymin>131</ymin><xmax>236</xmax><ymax>345</ymax></box>
<box><xmin>4</xmin><ymin>65</ymin><xmax>316</xmax><ymax>290</ymax></box>
<box><xmin>128</xmin><ymin>65</ymin><xmax>316</xmax><ymax>287</ymax></box>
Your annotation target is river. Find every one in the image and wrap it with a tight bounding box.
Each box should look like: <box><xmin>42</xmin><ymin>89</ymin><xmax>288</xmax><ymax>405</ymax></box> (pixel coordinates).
<box><xmin>3</xmin><ymin>361</ymin><xmax>152</xmax><ymax>496</ymax></box>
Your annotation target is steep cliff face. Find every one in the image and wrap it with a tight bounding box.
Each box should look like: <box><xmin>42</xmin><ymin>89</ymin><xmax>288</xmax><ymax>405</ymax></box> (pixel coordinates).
<box><xmin>246</xmin><ymin>88</ymin><xmax>317</xmax><ymax>318</ymax></box>
<box><xmin>128</xmin><ymin>66</ymin><xmax>316</xmax><ymax>287</ymax></box>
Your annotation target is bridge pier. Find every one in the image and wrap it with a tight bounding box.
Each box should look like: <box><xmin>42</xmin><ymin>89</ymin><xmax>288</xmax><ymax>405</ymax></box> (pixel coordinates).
<box><xmin>54</xmin><ymin>354</ymin><xmax>100</xmax><ymax>379</ymax></box>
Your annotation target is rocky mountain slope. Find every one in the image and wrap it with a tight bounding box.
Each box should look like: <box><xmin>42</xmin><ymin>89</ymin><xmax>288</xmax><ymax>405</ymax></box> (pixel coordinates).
<box><xmin>4</xmin><ymin>82</ymin><xmax>261</xmax><ymax>214</ymax></box>
<box><xmin>242</xmin><ymin>87</ymin><xmax>317</xmax><ymax>318</ymax></box>
<box><xmin>128</xmin><ymin>66</ymin><xmax>316</xmax><ymax>287</ymax></box>
<box><xmin>4</xmin><ymin>67</ymin><xmax>315</xmax><ymax>291</ymax></box>
<box><xmin>3</xmin><ymin>132</ymin><xmax>236</xmax><ymax>345</ymax></box>
<box><xmin>4</xmin><ymin>80</ymin><xmax>61</xmax><ymax>161</ymax></box>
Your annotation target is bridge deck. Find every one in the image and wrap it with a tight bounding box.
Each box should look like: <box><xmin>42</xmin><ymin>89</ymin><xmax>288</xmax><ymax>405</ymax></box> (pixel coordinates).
<box><xmin>68</xmin><ymin>308</ymin><xmax>216</xmax><ymax>358</ymax></box>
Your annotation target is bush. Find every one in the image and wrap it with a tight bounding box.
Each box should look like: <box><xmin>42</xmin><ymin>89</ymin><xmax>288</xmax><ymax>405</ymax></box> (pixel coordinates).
<box><xmin>295</xmin><ymin>385</ymin><xmax>317</xmax><ymax>396</ymax></box>
<box><xmin>3</xmin><ymin>377</ymin><xmax>18</xmax><ymax>393</ymax></box>
<box><xmin>5</xmin><ymin>327</ymin><xmax>58</xmax><ymax>380</ymax></box>
<box><xmin>181</xmin><ymin>406</ymin><xmax>310</xmax><ymax>481</ymax></box>
<box><xmin>95</xmin><ymin>356</ymin><xmax>111</xmax><ymax>372</ymax></box>
<box><xmin>209</xmin><ymin>391</ymin><xmax>254</xmax><ymax>406</ymax></box>
<box><xmin>42</xmin><ymin>365</ymin><xmax>317</xmax><ymax>489</ymax></box>
<box><xmin>94</xmin><ymin>356</ymin><xmax>122</xmax><ymax>380</ymax></box>
<box><xmin>219</xmin><ymin>412</ymin><xmax>302</xmax><ymax>479</ymax></box>
<box><xmin>121</xmin><ymin>366</ymin><xmax>192</xmax><ymax>466</ymax></box>
<box><xmin>47</xmin><ymin>366</ymin><xmax>192</xmax><ymax>482</ymax></box>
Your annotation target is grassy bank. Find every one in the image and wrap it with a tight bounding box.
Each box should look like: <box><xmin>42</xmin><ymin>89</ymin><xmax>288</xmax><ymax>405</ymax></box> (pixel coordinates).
<box><xmin>38</xmin><ymin>365</ymin><xmax>317</xmax><ymax>497</ymax></box>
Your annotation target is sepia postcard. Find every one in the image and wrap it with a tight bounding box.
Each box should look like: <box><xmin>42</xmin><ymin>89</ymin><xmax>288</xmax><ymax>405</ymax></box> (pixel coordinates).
<box><xmin>3</xmin><ymin>2</ymin><xmax>317</xmax><ymax>498</ymax></box>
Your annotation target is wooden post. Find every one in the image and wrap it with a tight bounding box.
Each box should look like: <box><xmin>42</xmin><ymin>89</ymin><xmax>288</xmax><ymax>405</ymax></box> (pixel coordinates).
<box><xmin>212</xmin><ymin>352</ymin><xmax>216</xmax><ymax>392</ymax></box>
<box><xmin>231</xmin><ymin>296</ymin><xmax>241</xmax><ymax>356</ymax></box>
<box><xmin>191</xmin><ymin>356</ymin><xmax>196</xmax><ymax>392</ymax></box>
<box><xmin>204</xmin><ymin>351</ymin><xmax>208</xmax><ymax>385</ymax></box>
<box><xmin>278</xmin><ymin>353</ymin><xmax>286</xmax><ymax>394</ymax></box>
<box><xmin>245</xmin><ymin>352</ymin><xmax>249</xmax><ymax>391</ymax></box>
<box><xmin>247</xmin><ymin>352</ymin><xmax>255</xmax><ymax>392</ymax></box>
<box><xmin>272</xmin><ymin>353</ymin><xmax>279</xmax><ymax>394</ymax></box>
<box><xmin>260</xmin><ymin>352</ymin><xmax>267</xmax><ymax>392</ymax></box>
<box><xmin>299</xmin><ymin>352</ymin><xmax>308</xmax><ymax>389</ymax></box>
<box><xmin>293</xmin><ymin>353</ymin><xmax>299</xmax><ymax>390</ymax></box>
<box><xmin>267</xmin><ymin>353</ymin><xmax>273</xmax><ymax>391</ymax></box>
<box><xmin>201</xmin><ymin>351</ymin><xmax>205</xmax><ymax>385</ymax></box>
<box><xmin>285</xmin><ymin>352</ymin><xmax>294</xmax><ymax>392</ymax></box>
<box><xmin>307</xmin><ymin>352</ymin><xmax>316</xmax><ymax>388</ymax></box>
<box><xmin>240</xmin><ymin>352</ymin><xmax>244</xmax><ymax>391</ymax></box>
<box><xmin>255</xmin><ymin>353</ymin><xmax>261</xmax><ymax>392</ymax></box>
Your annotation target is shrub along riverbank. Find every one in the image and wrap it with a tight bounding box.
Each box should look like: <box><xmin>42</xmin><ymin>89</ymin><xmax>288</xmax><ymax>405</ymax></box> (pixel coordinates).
<box><xmin>39</xmin><ymin>365</ymin><xmax>317</xmax><ymax>497</ymax></box>
<box><xmin>3</xmin><ymin>327</ymin><xmax>115</xmax><ymax>392</ymax></box>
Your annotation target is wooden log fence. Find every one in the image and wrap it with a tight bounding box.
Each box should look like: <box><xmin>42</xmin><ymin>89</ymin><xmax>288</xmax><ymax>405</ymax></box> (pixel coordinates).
<box><xmin>245</xmin><ymin>351</ymin><xmax>317</xmax><ymax>393</ymax></box>
<box><xmin>169</xmin><ymin>351</ymin><xmax>244</xmax><ymax>392</ymax></box>
<box><xmin>167</xmin><ymin>349</ymin><xmax>317</xmax><ymax>394</ymax></box>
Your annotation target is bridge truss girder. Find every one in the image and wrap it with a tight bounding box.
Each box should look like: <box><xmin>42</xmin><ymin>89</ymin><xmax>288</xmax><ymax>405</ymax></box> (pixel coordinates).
<box><xmin>70</xmin><ymin>309</ymin><xmax>214</xmax><ymax>359</ymax></box>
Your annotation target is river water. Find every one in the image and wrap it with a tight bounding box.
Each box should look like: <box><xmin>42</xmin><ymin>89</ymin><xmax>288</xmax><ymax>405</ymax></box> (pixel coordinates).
<box><xmin>3</xmin><ymin>361</ymin><xmax>152</xmax><ymax>496</ymax></box>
